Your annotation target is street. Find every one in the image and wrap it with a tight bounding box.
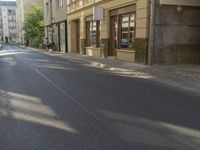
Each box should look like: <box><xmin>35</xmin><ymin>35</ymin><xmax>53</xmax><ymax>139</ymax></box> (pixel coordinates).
<box><xmin>0</xmin><ymin>45</ymin><xmax>200</xmax><ymax>150</ymax></box>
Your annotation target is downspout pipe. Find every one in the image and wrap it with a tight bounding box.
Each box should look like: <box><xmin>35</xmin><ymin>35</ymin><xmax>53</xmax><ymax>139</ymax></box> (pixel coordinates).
<box><xmin>148</xmin><ymin>0</ymin><xmax>156</xmax><ymax>65</ymax></box>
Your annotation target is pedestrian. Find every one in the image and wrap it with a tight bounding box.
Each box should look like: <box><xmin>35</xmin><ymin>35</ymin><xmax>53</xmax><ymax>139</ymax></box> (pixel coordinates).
<box><xmin>52</xmin><ymin>42</ymin><xmax>57</xmax><ymax>52</ymax></box>
<box><xmin>43</xmin><ymin>37</ymin><xmax>49</xmax><ymax>51</ymax></box>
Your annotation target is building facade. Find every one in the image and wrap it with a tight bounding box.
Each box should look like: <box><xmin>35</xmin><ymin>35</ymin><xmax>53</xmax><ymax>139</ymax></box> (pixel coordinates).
<box><xmin>43</xmin><ymin>0</ymin><xmax>68</xmax><ymax>52</ymax></box>
<box><xmin>16</xmin><ymin>0</ymin><xmax>43</xmax><ymax>45</ymax></box>
<box><xmin>151</xmin><ymin>0</ymin><xmax>200</xmax><ymax>64</ymax></box>
<box><xmin>0</xmin><ymin>1</ymin><xmax>17</xmax><ymax>43</ymax></box>
<box><xmin>67</xmin><ymin>0</ymin><xmax>200</xmax><ymax>64</ymax></box>
<box><xmin>40</xmin><ymin>0</ymin><xmax>200</xmax><ymax>64</ymax></box>
<box><xmin>67</xmin><ymin>0</ymin><xmax>148</xmax><ymax>62</ymax></box>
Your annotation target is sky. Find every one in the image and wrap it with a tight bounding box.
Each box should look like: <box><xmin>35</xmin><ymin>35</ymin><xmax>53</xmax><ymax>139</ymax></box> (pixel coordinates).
<box><xmin>0</xmin><ymin>0</ymin><xmax>16</xmax><ymax>1</ymax></box>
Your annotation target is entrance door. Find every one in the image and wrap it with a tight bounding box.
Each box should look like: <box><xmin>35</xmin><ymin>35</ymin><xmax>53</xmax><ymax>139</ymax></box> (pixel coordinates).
<box><xmin>5</xmin><ymin>37</ymin><xmax>8</xmax><ymax>43</ymax></box>
<box><xmin>109</xmin><ymin>16</ymin><xmax>118</xmax><ymax>56</ymax></box>
<box><xmin>75</xmin><ymin>20</ymin><xmax>80</xmax><ymax>53</ymax></box>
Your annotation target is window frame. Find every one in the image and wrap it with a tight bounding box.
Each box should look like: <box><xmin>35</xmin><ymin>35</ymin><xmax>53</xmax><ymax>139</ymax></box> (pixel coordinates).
<box><xmin>119</xmin><ymin>12</ymin><xmax>136</xmax><ymax>50</ymax></box>
<box><xmin>58</xmin><ymin>0</ymin><xmax>65</xmax><ymax>8</ymax></box>
<box><xmin>86</xmin><ymin>16</ymin><xmax>100</xmax><ymax>48</ymax></box>
<box><xmin>110</xmin><ymin>5</ymin><xmax>136</xmax><ymax>51</ymax></box>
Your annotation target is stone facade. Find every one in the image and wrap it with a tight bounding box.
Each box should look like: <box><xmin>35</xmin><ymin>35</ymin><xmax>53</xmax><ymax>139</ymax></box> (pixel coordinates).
<box><xmin>0</xmin><ymin>1</ymin><xmax>17</xmax><ymax>43</ymax></box>
<box><xmin>67</xmin><ymin>0</ymin><xmax>149</xmax><ymax>63</ymax></box>
<box><xmin>43</xmin><ymin>0</ymin><xmax>67</xmax><ymax>52</ymax></box>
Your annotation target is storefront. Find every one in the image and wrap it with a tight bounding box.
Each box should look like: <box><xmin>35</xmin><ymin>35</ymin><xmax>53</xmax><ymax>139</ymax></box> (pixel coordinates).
<box><xmin>67</xmin><ymin>0</ymin><xmax>149</xmax><ymax>63</ymax></box>
<box><xmin>46</xmin><ymin>21</ymin><xmax>67</xmax><ymax>52</ymax></box>
<box><xmin>109</xmin><ymin>5</ymin><xmax>136</xmax><ymax>61</ymax></box>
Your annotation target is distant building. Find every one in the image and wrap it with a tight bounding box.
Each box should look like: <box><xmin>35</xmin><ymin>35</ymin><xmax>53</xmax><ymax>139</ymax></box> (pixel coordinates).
<box><xmin>0</xmin><ymin>1</ymin><xmax>17</xmax><ymax>43</ymax></box>
<box><xmin>16</xmin><ymin>0</ymin><xmax>43</xmax><ymax>45</ymax></box>
<box><xmin>151</xmin><ymin>0</ymin><xmax>200</xmax><ymax>64</ymax></box>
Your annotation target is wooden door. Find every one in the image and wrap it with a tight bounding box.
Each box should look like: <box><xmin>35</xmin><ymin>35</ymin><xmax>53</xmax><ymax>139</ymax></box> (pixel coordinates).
<box><xmin>109</xmin><ymin>16</ymin><xmax>118</xmax><ymax>56</ymax></box>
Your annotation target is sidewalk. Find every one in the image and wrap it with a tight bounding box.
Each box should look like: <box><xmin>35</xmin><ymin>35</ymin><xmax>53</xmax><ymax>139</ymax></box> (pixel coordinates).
<box><xmin>26</xmin><ymin>46</ymin><xmax>200</xmax><ymax>96</ymax></box>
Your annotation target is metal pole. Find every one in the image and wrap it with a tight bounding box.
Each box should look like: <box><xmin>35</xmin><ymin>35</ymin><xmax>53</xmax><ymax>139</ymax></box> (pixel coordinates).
<box><xmin>148</xmin><ymin>0</ymin><xmax>156</xmax><ymax>65</ymax></box>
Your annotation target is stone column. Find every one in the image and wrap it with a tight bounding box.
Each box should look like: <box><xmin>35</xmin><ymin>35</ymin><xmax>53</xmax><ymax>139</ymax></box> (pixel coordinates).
<box><xmin>135</xmin><ymin>0</ymin><xmax>149</xmax><ymax>64</ymax></box>
<box><xmin>67</xmin><ymin>20</ymin><xmax>72</xmax><ymax>53</ymax></box>
<box><xmin>80</xmin><ymin>12</ymin><xmax>86</xmax><ymax>55</ymax></box>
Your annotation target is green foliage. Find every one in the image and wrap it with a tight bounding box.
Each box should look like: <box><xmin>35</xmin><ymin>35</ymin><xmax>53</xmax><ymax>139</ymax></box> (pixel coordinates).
<box><xmin>23</xmin><ymin>5</ymin><xmax>44</xmax><ymax>48</ymax></box>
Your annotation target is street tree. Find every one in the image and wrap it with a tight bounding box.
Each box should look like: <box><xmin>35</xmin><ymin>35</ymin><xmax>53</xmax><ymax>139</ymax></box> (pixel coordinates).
<box><xmin>23</xmin><ymin>5</ymin><xmax>44</xmax><ymax>48</ymax></box>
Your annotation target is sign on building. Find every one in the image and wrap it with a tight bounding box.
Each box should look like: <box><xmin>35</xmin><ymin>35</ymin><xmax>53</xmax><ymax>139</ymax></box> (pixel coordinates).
<box><xmin>93</xmin><ymin>6</ymin><xmax>104</xmax><ymax>21</ymax></box>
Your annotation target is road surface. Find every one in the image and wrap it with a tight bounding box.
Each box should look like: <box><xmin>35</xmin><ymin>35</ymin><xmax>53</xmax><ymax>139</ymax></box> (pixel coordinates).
<box><xmin>0</xmin><ymin>45</ymin><xmax>200</xmax><ymax>150</ymax></box>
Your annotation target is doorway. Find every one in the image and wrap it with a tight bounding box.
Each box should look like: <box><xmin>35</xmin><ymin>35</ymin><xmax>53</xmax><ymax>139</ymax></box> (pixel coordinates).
<box><xmin>5</xmin><ymin>37</ymin><xmax>8</xmax><ymax>43</ymax></box>
<box><xmin>109</xmin><ymin>16</ymin><xmax>118</xmax><ymax>56</ymax></box>
<box><xmin>75</xmin><ymin>20</ymin><xmax>80</xmax><ymax>53</ymax></box>
<box><xmin>71</xmin><ymin>19</ymin><xmax>80</xmax><ymax>53</ymax></box>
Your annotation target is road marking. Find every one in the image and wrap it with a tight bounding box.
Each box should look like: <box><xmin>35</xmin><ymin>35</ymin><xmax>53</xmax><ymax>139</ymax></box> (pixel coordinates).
<box><xmin>14</xmin><ymin>51</ymin><xmax>111</xmax><ymax>130</ymax></box>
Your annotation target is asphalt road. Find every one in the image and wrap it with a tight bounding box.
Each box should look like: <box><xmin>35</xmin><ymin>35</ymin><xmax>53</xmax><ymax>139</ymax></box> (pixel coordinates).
<box><xmin>0</xmin><ymin>45</ymin><xmax>200</xmax><ymax>150</ymax></box>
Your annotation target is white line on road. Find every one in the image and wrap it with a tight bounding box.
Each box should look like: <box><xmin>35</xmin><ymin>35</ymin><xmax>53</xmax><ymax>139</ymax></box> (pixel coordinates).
<box><xmin>14</xmin><ymin>51</ymin><xmax>111</xmax><ymax>130</ymax></box>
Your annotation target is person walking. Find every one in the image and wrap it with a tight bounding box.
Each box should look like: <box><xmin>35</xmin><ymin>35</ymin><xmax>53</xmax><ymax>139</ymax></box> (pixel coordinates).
<box><xmin>43</xmin><ymin>37</ymin><xmax>49</xmax><ymax>51</ymax></box>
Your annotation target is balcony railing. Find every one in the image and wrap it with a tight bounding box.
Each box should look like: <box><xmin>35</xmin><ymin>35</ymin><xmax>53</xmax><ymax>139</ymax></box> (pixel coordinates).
<box><xmin>8</xmin><ymin>19</ymin><xmax>16</xmax><ymax>22</ymax></box>
<box><xmin>9</xmin><ymin>33</ymin><xmax>17</xmax><ymax>36</ymax></box>
<box><xmin>67</xmin><ymin>0</ymin><xmax>103</xmax><ymax>13</ymax></box>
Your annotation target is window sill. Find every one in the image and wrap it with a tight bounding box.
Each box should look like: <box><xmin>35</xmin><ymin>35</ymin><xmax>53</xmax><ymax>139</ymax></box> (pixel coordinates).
<box><xmin>85</xmin><ymin>47</ymin><xmax>100</xmax><ymax>50</ymax></box>
<box><xmin>117</xmin><ymin>49</ymin><xmax>135</xmax><ymax>53</ymax></box>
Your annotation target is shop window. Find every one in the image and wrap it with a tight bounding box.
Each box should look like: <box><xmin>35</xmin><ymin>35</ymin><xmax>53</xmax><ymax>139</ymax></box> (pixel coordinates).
<box><xmin>120</xmin><ymin>13</ymin><xmax>135</xmax><ymax>49</ymax></box>
<box><xmin>58</xmin><ymin>0</ymin><xmax>65</xmax><ymax>7</ymax></box>
<box><xmin>86</xmin><ymin>16</ymin><xmax>100</xmax><ymax>48</ymax></box>
<box><xmin>110</xmin><ymin>5</ymin><xmax>136</xmax><ymax>51</ymax></box>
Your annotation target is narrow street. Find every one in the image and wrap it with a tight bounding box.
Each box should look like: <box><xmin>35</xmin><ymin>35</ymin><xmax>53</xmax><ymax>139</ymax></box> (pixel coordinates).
<box><xmin>0</xmin><ymin>45</ymin><xmax>200</xmax><ymax>150</ymax></box>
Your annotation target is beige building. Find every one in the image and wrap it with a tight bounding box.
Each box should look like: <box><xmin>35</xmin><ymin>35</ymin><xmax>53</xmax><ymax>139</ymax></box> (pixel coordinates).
<box><xmin>67</xmin><ymin>0</ymin><xmax>200</xmax><ymax>64</ymax></box>
<box><xmin>40</xmin><ymin>0</ymin><xmax>200</xmax><ymax>64</ymax></box>
<box><xmin>43</xmin><ymin>0</ymin><xmax>68</xmax><ymax>52</ymax></box>
<box><xmin>67</xmin><ymin>0</ymin><xmax>149</xmax><ymax>62</ymax></box>
<box><xmin>16</xmin><ymin>0</ymin><xmax>43</xmax><ymax>45</ymax></box>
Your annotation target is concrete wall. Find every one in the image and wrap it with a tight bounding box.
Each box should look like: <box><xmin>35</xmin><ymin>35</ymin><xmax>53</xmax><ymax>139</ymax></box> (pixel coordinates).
<box><xmin>154</xmin><ymin>0</ymin><xmax>200</xmax><ymax>64</ymax></box>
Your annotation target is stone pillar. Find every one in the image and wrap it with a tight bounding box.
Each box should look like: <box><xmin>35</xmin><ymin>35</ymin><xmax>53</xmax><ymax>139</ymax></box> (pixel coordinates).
<box><xmin>80</xmin><ymin>12</ymin><xmax>86</xmax><ymax>55</ymax></box>
<box><xmin>67</xmin><ymin>21</ymin><xmax>72</xmax><ymax>53</ymax></box>
<box><xmin>135</xmin><ymin>0</ymin><xmax>149</xmax><ymax>64</ymax></box>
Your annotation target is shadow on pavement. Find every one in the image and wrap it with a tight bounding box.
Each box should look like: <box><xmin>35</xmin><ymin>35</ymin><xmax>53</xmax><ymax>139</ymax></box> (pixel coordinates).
<box><xmin>0</xmin><ymin>45</ymin><xmax>200</xmax><ymax>150</ymax></box>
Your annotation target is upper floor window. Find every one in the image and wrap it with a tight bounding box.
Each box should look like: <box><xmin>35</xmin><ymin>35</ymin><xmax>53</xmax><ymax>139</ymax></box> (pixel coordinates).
<box><xmin>58</xmin><ymin>0</ymin><xmax>65</xmax><ymax>7</ymax></box>
<box><xmin>46</xmin><ymin>2</ymin><xmax>49</xmax><ymax>14</ymax></box>
<box><xmin>8</xmin><ymin>15</ymin><xmax>15</xmax><ymax>20</ymax></box>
